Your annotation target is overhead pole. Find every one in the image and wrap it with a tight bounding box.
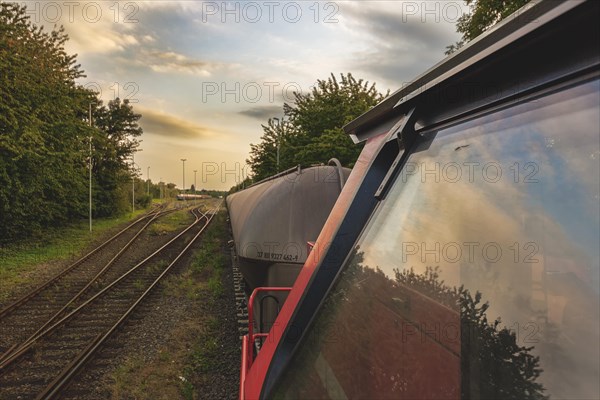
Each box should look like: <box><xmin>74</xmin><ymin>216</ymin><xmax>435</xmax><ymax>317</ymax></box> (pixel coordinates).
<box><xmin>181</xmin><ymin>158</ymin><xmax>187</xmax><ymax>196</ymax></box>
<box><xmin>273</xmin><ymin>117</ymin><xmax>282</xmax><ymax>172</ymax></box>
<box><xmin>132</xmin><ymin>153</ymin><xmax>135</xmax><ymax>213</ymax></box>
<box><xmin>88</xmin><ymin>103</ymin><xmax>93</xmax><ymax>233</ymax></box>
<box><xmin>194</xmin><ymin>170</ymin><xmax>197</xmax><ymax>194</ymax></box>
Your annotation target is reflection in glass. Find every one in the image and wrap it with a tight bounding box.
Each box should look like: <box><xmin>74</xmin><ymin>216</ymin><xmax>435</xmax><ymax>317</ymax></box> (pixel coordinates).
<box><xmin>274</xmin><ymin>79</ymin><xmax>599</xmax><ymax>399</ymax></box>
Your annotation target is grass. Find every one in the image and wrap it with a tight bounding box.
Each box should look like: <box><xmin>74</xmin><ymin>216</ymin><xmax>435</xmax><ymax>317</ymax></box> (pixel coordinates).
<box><xmin>206</xmin><ymin>275</ymin><xmax>223</xmax><ymax>298</ymax></box>
<box><xmin>163</xmin><ymin>210</ymin><xmax>226</xmax><ymax>301</ymax></box>
<box><xmin>148</xmin><ymin>260</ymin><xmax>169</xmax><ymax>274</ymax></box>
<box><xmin>0</xmin><ymin>209</ymin><xmax>148</xmax><ymax>302</ymax></box>
<box><xmin>189</xmin><ymin>316</ymin><xmax>222</xmax><ymax>373</ymax></box>
<box><xmin>180</xmin><ymin>211</ymin><xmax>230</xmax><ymax>397</ymax></box>
<box><xmin>188</xmin><ymin>212</ymin><xmax>227</xmax><ymax>299</ymax></box>
<box><xmin>111</xmin><ymin>354</ymin><xmax>185</xmax><ymax>400</ymax></box>
<box><xmin>148</xmin><ymin>211</ymin><xmax>194</xmax><ymax>236</ymax></box>
<box><xmin>133</xmin><ymin>279</ymin><xmax>145</xmax><ymax>290</ymax></box>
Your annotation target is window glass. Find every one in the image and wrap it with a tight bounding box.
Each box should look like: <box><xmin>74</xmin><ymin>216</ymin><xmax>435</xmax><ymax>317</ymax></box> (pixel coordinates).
<box><xmin>274</xmin><ymin>79</ymin><xmax>600</xmax><ymax>399</ymax></box>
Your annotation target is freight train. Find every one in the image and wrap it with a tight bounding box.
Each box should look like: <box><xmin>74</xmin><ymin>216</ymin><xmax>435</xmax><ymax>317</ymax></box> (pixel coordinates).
<box><xmin>176</xmin><ymin>193</ymin><xmax>210</xmax><ymax>201</ymax></box>
<box><xmin>226</xmin><ymin>163</ymin><xmax>350</xmax><ymax>329</ymax></box>
<box><xmin>229</xmin><ymin>1</ymin><xmax>600</xmax><ymax>398</ymax></box>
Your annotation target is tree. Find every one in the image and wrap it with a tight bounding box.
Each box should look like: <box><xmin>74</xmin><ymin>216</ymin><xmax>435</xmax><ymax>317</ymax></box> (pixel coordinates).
<box><xmin>92</xmin><ymin>98</ymin><xmax>143</xmax><ymax>217</ymax></box>
<box><xmin>1</xmin><ymin>3</ymin><xmax>89</xmax><ymax>241</ymax></box>
<box><xmin>285</xmin><ymin>73</ymin><xmax>384</xmax><ymax>140</ymax></box>
<box><xmin>394</xmin><ymin>266</ymin><xmax>547</xmax><ymax>399</ymax></box>
<box><xmin>247</xmin><ymin>73</ymin><xmax>386</xmax><ymax>181</ymax></box>
<box><xmin>284</xmin><ymin>73</ymin><xmax>386</xmax><ymax>168</ymax></box>
<box><xmin>0</xmin><ymin>3</ymin><xmax>145</xmax><ymax>242</ymax></box>
<box><xmin>446</xmin><ymin>0</ymin><xmax>530</xmax><ymax>55</ymax></box>
<box><xmin>247</xmin><ymin>117</ymin><xmax>295</xmax><ymax>181</ymax></box>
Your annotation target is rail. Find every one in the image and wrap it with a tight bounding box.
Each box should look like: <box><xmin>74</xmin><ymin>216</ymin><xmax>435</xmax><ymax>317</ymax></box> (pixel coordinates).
<box><xmin>0</xmin><ymin>207</ymin><xmax>210</xmax><ymax>371</ymax></box>
<box><xmin>0</xmin><ymin>206</ymin><xmax>164</xmax><ymax>320</ymax></box>
<box><xmin>36</xmin><ymin>204</ymin><xmax>221</xmax><ymax>399</ymax></box>
<box><xmin>0</xmin><ymin>204</ymin><xmax>222</xmax><ymax>400</ymax></box>
<box><xmin>0</xmin><ymin>207</ymin><xmax>173</xmax><ymax>364</ymax></box>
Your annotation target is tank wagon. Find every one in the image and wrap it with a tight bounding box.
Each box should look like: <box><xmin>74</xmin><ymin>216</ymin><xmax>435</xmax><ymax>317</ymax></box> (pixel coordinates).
<box><xmin>226</xmin><ymin>163</ymin><xmax>350</xmax><ymax>326</ymax></box>
<box><xmin>238</xmin><ymin>1</ymin><xmax>600</xmax><ymax>399</ymax></box>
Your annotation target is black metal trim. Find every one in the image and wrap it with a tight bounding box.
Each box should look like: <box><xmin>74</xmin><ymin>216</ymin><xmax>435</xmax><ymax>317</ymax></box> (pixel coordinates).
<box><xmin>415</xmin><ymin>67</ymin><xmax>600</xmax><ymax>136</ymax></box>
<box><xmin>374</xmin><ymin>108</ymin><xmax>418</xmax><ymax>200</ymax></box>
<box><xmin>344</xmin><ymin>0</ymin><xmax>588</xmax><ymax>142</ymax></box>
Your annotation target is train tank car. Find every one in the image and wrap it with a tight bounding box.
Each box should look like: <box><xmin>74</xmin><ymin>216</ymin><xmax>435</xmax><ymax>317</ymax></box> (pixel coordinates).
<box><xmin>227</xmin><ymin>162</ymin><xmax>350</xmax><ymax>293</ymax></box>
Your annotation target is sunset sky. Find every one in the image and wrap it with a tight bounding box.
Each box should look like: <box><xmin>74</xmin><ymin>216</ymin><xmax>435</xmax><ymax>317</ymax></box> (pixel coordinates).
<box><xmin>25</xmin><ymin>1</ymin><xmax>465</xmax><ymax>189</ymax></box>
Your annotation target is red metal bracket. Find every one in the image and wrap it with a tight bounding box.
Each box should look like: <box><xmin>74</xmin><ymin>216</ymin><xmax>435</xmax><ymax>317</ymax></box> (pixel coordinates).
<box><xmin>240</xmin><ymin>286</ymin><xmax>292</xmax><ymax>400</ymax></box>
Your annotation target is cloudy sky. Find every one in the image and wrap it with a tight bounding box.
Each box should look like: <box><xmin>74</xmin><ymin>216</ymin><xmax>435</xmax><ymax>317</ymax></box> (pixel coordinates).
<box><xmin>25</xmin><ymin>1</ymin><xmax>466</xmax><ymax>189</ymax></box>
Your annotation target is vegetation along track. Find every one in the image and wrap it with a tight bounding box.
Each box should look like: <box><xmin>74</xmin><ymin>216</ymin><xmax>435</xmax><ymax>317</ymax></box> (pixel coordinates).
<box><xmin>0</xmin><ymin>204</ymin><xmax>220</xmax><ymax>399</ymax></box>
<box><xmin>0</xmin><ymin>205</ymin><xmax>170</xmax><ymax>362</ymax></box>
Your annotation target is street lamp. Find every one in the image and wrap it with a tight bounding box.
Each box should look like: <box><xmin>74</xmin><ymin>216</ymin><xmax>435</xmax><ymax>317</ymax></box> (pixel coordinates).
<box><xmin>273</xmin><ymin>117</ymin><xmax>283</xmax><ymax>172</ymax></box>
<box><xmin>132</xmin><ymin>153</ymin><xmax>136</xmax><ymax>213</ymax></box>
<box><xmin>88</xmin><ymin>103</ymin><xmax>93</xmax><ymax>232</ymax></box>
<box><xmin>181</xmin><ymin>158</ymin><xmax>187</xmax><ymax>194</ymax></box>
<box><xmin>194</xmin><ymin>170</ymin><xmax>197</xmax><ymax>194</ymax></box>
<box><xmin>130</xmin><ymin>148</ymin><xmax>142</xmax><ymax>213</ymax></box>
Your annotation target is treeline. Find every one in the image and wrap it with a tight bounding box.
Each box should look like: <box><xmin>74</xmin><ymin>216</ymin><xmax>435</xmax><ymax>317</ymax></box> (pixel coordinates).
<box><xmin>242</xmin><ymin>73</ymin><xmax>387</xmax><ymax>186</ymax></box>
<box><xmin>195</xmin><ymin>188</ymin><xmax>227</xmax><ymax>198</ymax></box>
<box><xmin>0</xmin><ymin>3</ymin><xmax>143</xmax><ymax>243</ymax></box>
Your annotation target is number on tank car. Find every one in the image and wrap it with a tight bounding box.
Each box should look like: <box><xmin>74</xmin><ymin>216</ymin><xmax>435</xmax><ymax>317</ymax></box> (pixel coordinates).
<box><xmin>257</xmin><ymin>252</ymin><xmax>294</xmax><ymax>261</ymax></box>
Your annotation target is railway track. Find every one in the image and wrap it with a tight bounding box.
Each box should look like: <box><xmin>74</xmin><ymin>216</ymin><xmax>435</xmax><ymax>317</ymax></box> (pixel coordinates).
<box><xmin>0</xmin><ymin>206</ymin><xmax>161</xmax><ymax>317</ymax></box>
<box><xmin>0</xmin><ymin>206</ymin><xmax>171</xmax><ymax>362</ymax></box>
<box><xmin>0</xmin><ymin>204</ymin><xmax>220</xmax><ymax>399</ymax></box>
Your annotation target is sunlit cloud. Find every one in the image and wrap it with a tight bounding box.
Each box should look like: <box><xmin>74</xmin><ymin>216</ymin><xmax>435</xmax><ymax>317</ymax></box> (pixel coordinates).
<box><xmin>21</xmin><ymin>0</ymin><xmax>143</xmax><ymax>55</ymax></box>
<box><xmin>145</xmin><ymin>51</ymin><xmax>215</xmax><ymax>76</ymax></box>
<box><xmin>138</xmin><ymin>107</ymin><xmax>218</xmax><ymax>139</ymax></box>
